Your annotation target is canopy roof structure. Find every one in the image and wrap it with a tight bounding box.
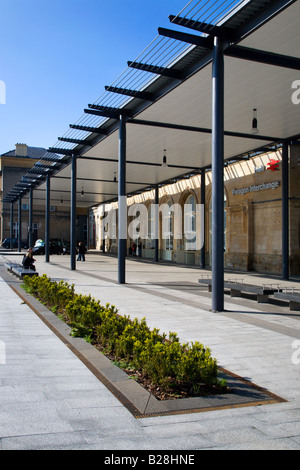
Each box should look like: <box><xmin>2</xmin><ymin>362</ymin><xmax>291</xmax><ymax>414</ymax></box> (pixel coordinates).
<box><xmin>4</xmin><ymin>0</ymin><xmax>300</xmax><ymax>207</ymax></box>
<box><xmin>3</xmin><ymin>0</ymin><xmax>300</xmax><ymax>311</ymax></box>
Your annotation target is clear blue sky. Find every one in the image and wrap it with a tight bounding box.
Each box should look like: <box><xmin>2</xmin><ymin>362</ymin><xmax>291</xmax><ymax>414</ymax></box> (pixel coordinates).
<box><xmin>0</xmin><ymin>0</ymin><xmax>188</xmax><ymax>155</ymax></box>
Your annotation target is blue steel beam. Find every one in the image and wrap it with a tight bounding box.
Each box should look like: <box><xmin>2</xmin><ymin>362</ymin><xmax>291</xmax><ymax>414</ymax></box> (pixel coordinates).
<box><xmin>70</xmin><ymin>154</ymin><xmax>77</xmax><ymax>271</ymax></box>
<box><xmin>18</xmin><ymin>198</ymin><xmax>22</xmax><ymax>252</ymax></box>
<box><xmin>105</xmin><ymin>86</ymin><xmax>155</xmax><ymax>102</ymax></box>
<box><xmin>118</xmin><ymin>115</ymin><xmax>127</xmax><ymax>284</ymax></box>
<box><xmin>226</xmin><ymin>45</ymin><xmax>300</xmax><ymax>71</ymax></box>
<box><xmin>87</xmin><ymin>105</ymin><xmax>133</xmax><ymax>119</ymax></box>
<box><xmin>45</xmin><ymin>174</ymin><xmax>50</xmax><ymax>263</ymax></box>
<box><xmin>158</xmin><ymin>27</ymin><xmax>213</xmax><ymax>48</ymax></box>
<box><xmin>10</xmin><ymin>203</ymin><xmax>14</xmax><ymax>250</ymax></box>
<box><xmin>154</xmin><ymin>184</ymin><xmax>159</xmax><ymax>263</ymax></box>
<box><xmin>159</xmin><ymin>27</ymin><xmax>300</xmax><ymax>71</ymax></box>
<box><xmin>282</xmin><ymin>142</ymin><xmax>289</xmax><ymax>280</ymax></box>
<box><xmin>127</xmin><ymin>118</ymin><xmax>281</xmax><ymax>142</ymax></box>
<box><xmin>69</xmin><ymin>124</ymin><xmax>108</xmax><ymax>134</ymax></box>
<box><xmin>200</xmin><ymin>170</ymin><xmax>206</xmax><ymax>269</ymax></box>
<box><xmin>58</xmin><ymin>137</ymin><xmax>92</xmax><ymax>146</ymax></box>
<box><xmin>127</xmin><ymin>61</ymin><xmax>183</xmax><ymax>80</ymax></box>
<box><xmin>48</xmin><ymin>148</ymin><xmax>75</xmax><ymax>156</ymax></box>
<box><xmin>211</xmin><ymin>37</ymin><xmax>225</xmax><ymax>313</ymax></box>
<box><xmin>29</xmin><ymin>188</ymin><xmax>33</xmax><ymax>248</ymax></box>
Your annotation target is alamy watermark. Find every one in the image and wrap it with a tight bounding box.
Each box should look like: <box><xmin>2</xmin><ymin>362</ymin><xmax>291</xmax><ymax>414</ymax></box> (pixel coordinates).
<box><xmin>100</xmin><ymin>201</ymin><xmax>205</xmax><ymax>250</ymax></box>
<box><xmin>0</xmin><ymin>80</ymin><xmax>6</xmax><ymax>104</ymax></box>
<box><xmin>291</xmin><ymin>80</ymin><xmax>300</xmax><ymax>105</ymax></box>
<box><xmin>0</xmin><ymin>340</ymin><xmax>6</xmax><ymax>364</ymax></box>
<box><xmin>292</xmin><ymin>340</ymin><xmax>300</xmax><ymax>365</ymax></box>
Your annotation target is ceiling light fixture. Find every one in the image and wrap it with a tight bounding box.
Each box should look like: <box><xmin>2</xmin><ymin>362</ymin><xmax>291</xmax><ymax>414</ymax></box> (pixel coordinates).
<box><xmin>251</xmin><ymin>108</ymin><xmax>259</xmax><ymax>134</ymax></box>
<box><xmin>162</xmin><ymin>149</ymin><xmax>168</xmax><ymax>167</ymax></box>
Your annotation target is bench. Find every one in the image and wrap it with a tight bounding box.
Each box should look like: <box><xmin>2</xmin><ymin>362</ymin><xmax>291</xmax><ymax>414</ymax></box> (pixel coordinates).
<box><xmin>198</xmin><ymin>276</ymin><xmax>281</xmax><ymax>303</ymax></box>
<box><xmin>11</xmin><ymin>266</ymin><xmax>38</xmax><ymax>279</ymax></box>
<box><xmin>5</xmin><ymin>262</ymin><xmax>22</xmax><ymax>272</ymax></box>
<box><xmin>274</xmin><ymin>289</ymin><xmax>300</xmax><ymax>311</ymax></box>
<box><xmin>198</xmin><ymin>276</ymin><xmax>213</xmax><ymax>291</ymax></box>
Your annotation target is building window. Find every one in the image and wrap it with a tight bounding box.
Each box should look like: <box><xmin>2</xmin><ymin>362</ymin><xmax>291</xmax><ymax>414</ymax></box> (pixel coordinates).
<box><xmin>22</xmin><ymin>204</ymin><xmax>29</xmax><ymax>211</ymax></box>
<box><xmin>147</xmin><ymin>205</ymin><xmax>155</xmax><ymax>249</ymax></box>
<box><xmin>162</xmin><ymin>201</ymin><xmax>173</xmax><ymax>251</ymax></box>
<box><xmin>184</xmin><ymin>194</ymin><xmax>196</xmax><ymax>251</ymax></box>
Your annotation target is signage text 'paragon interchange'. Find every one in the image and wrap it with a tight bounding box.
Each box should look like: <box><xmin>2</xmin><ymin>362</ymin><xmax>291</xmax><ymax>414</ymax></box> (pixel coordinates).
<box><xmin>232</xmin><ymin>181</ymin><xmax>280</xmax><ymax>196</ymax></box>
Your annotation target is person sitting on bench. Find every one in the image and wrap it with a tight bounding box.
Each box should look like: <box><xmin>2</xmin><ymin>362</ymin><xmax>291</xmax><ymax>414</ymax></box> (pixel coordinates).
<box><xmin>22</xmin><ymin>247</ymin><xmax>36</xmax><ymax>271</ymax></box>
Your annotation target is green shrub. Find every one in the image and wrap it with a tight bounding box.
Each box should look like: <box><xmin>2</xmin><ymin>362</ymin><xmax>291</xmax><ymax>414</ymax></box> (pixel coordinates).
<box><xmin>96</xmin><ymin>311</ymin><xmax>130</xmax><ymax>353</ymax></box>
<box><xmin>70</xmin><ymin>322</ymin><xmax>93</xmax><ymax>343</ymax></box>
<box><xmin>22</xmin><ymin>274</ymin><xmax>225</xmax><ymax>395</ymax></box>
<box><xmin>23</xmin><ymin>274</ymin><xmax>74</xmax><ymax>311</ymax></box>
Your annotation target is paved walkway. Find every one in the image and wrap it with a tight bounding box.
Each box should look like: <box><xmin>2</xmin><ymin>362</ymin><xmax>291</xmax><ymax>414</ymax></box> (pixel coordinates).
<box><xmin>0</xmin><ymin>251</ymin><xmax>300</xmax><ymax>450</ymax></box>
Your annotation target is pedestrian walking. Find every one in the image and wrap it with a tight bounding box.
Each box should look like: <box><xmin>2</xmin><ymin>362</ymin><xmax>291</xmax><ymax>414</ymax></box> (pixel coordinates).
<box><xmin>131</xmin><ymin>242</ymin><xmax>137</xmax><ymax>256</ymax></box>
<box><xmin>77</xmin><ymin>241</ymin><xmax>87</xmax><ymax>261</ymax></box>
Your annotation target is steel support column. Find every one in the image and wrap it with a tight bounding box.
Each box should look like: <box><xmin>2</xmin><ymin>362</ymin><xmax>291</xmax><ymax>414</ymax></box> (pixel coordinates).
<box><xmin>29</xmin><ymin>188</ymin><xmax>33</xmax><ymax>248</ymax></box>
<box><xmin>200</xmin><ymin>169</ymin><xmax>206</xmax><ymax>269</ymax></box>
<box><xmin>211</xmin><ymin>37</ymin><xmax>225</xmax><ymax>312</ymax></box>
<box><xmin>86</xmin><ymin>212</ymin><xmax>89</xmax><ymax>250</ymax></box>
<box><xmin>102</xmin><ymin>205</ymin><xmax>106</xmax><ymax>253</ymax></box>
<box><xmin>10</xmin><ymin>203</ymin><xmax>14</xmax><ymax>250</ymax></box>
<box><xmin>282</xmin><ymin>141</ymin><xmax>289</xmax><ymax>280</ymax></box>
<box><xmin>154</xmin><ymin>184</ymin><xmax>159</xmax><ymax>262</ymax></box>
<box><xmin>70</xmin><ymin>154</ymin><xmax>77</xmax><ymax>271</ymax></box>
<box><xmin>45</xmin><ymin>174</ymin><xmax>51</xmax><ymax>263</ymax></box>
<box><xmin>118</xmin><ymin>115</ymin><xmax>127</xmax><ymax>284</ymax></box>
<box><xmin>18</xmin><ymin>198</ymin><xmax>22</xmax><ymax>252</ymax></box>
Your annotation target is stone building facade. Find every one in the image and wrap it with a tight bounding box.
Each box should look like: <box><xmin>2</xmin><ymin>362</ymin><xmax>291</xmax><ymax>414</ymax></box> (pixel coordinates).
<box><xmin>0</xmin><ymin>144</ymin><xmax>73</xmax><ymax>246</ymax></box>
<box><xmin>89</xmin><ymin>146</ymin><xmax>299</xmax><ymax>276</ymax></box>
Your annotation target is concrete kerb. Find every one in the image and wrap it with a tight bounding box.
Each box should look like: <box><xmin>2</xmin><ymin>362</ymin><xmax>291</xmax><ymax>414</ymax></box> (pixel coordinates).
<box><xmin>0</xmin><ymin>263</ymin><xmax>286</xmax><ymax>419</ymax></box>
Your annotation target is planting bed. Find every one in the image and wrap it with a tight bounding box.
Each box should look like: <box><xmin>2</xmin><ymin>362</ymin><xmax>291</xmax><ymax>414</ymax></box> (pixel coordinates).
<box><xmin>0</xmin><ymin>265</ymin><xmax>285</xmax><ymax>418</ymax></box>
